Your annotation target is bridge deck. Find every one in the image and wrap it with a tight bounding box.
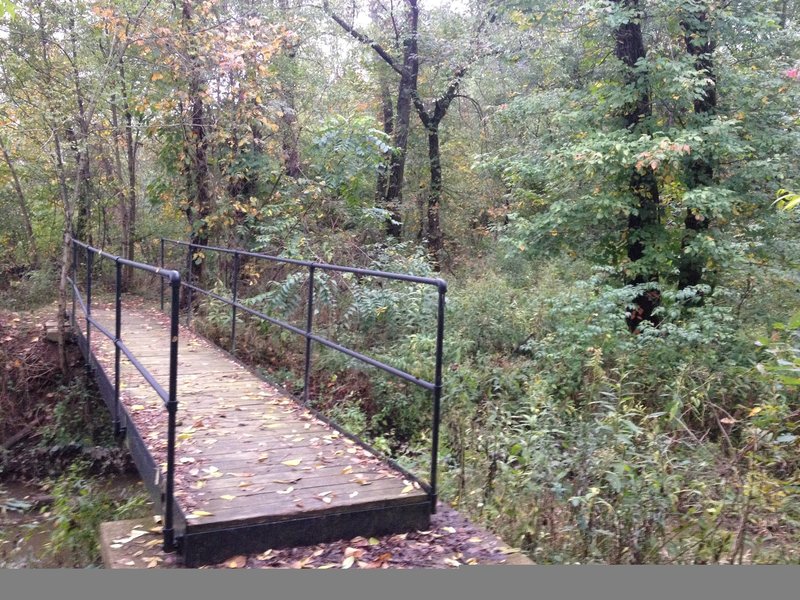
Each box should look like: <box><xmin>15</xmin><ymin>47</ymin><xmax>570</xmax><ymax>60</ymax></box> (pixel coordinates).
<box><xmin>76</xmin><ymin>299</ymin><xmax>429</xmax><ymax>566</ymax></box>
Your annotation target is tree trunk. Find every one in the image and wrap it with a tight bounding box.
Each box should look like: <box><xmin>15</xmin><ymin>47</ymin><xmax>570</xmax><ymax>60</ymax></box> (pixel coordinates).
<box><xmin>325</xmin><ymin>0</ymin><xmax>418</xmax><ymax>238</ymax></box>
<box><xmin>678</xmin><ymin>2</ymin><xmax>716</xmax><ymax>293</ymax></box>
<box><xmin>68</xmin><ymin>15</ymin><xmax>92</xmax><ymax>244</ymax></box>
<box><xmin>612</xmin><ymin>0</ymin><xmax>662</xmax><ymax>331</ymax></box>
<box><xmin>426</xmin><ymin>128</ymin><xmax>443</xmax><ymax>263</ymax></box>
<box><xmin>277</xmin><ymin>0</ymin><xmax>302</xmax><ymax>179</ymax></box>
<box><xmin>375</xmin><ymin>66</ymin><xmax>394</xmax><ymax>206</ymax></box>
<box><xmin>412</xmin><ymin>65</ymin><xmax>465</xmax><ymax>268</ymax></box>
<box><xmin>53</xmin><ymin>130</ymin><xmax>72</xmax><ymax>376</ymax></box>
<box><xmin>0</xmin><ymin>136</ymin><xmax>39</xmax><ymax>266</ymax></box>
<box><xmin>384</xmin><ymin>0</ymin><xmax>419</xmax><ymax>237</ymax></box>
<box><xmin>118</xmin><ymin>58</ymin><xmax>138</xmax><ymax>290</ymax></box>
<box><xmin>183</xmin><ymin>0</ymin><xmax>211</xmax><ymax>284</ymax></box>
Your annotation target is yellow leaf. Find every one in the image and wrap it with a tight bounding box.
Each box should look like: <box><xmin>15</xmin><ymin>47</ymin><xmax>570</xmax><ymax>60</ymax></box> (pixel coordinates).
<box><xmin>227</xmin><ymin>555</ymin><xmax>247</xmax><ymax>568</ymax></box>
<box><xmin>749</xmin><ymin>406</ymin><xmax>763</xmax><ymax>416</ymax></box>
<box><xmin>401</xmin><ymin>484</ymin><xmax>413</xmax><ymax>495</ymax></box>
<box><xmin>220</xmin><ymin>495</ymin><xmax>236</xmax><ymax>501</ymax></box>
<box><xmin>282</xmin><ymin>459</ymin><xmax>302</xmax><ymax>467</ymax></box>
<box><xmin>190</xmin><ymin>510</ymin><xmax>213</xmax><ymax>517</ymax></box>
<box><xmin>341</xmin><ymin>556</ymin><xmax>355</xmax><ymax>569</ymax></box>
<box><xmin>151</xmin><ymin>72</ymin><xmax>164</xmax><ymax>82</ymax></box>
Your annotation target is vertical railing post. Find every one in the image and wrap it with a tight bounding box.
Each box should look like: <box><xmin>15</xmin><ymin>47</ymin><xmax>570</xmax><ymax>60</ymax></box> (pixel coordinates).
<box><xmin>185</xmin><ymin>244</ymin><xmax>193</xmax><ymax>327</ymax></box>
<box><xmin>231</xmin><ymin>251</ymin><xmax>240</xmax><ymax>354</ymax></box>
<box><xmin>113</xmin><ymin>259</ymin><xmax>124</xmax><ymax>436</ymax></box>
<box><xmin>163</xmin><ymin>273</ymin><xmax>181</xmax><ymax>553</ymax></box>
<box><xmin>303</xmin><ymin>265</ymin><xmax>315</xmax><ymax>405</ymax></box>
<box><xmin>430</xmin><ymin>282</ymin><xmax>447</xmax><ymax>514</ymax></box>
<box><xmin>85</xmin><ymin>249</ymin><xmax>93</xmax><ymax>365</ymax></box>
<box><xmin>160</xmin><ymin>239</ymin><xmax>165</xmax><ymax>312</ymax></box>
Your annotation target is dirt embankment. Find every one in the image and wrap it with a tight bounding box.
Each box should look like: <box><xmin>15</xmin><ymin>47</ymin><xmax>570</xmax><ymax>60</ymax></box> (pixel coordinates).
<box><xmin>0</xmin><ymin>306</ymin><xmax>133</xmax><ymax>479</ymax></box>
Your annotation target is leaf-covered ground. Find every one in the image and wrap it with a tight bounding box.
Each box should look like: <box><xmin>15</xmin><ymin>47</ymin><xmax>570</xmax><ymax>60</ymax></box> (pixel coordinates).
<box><xmin>103</xmin><ymin>504</ymin><xmax>526</xmax><ymax>569</ymax></box>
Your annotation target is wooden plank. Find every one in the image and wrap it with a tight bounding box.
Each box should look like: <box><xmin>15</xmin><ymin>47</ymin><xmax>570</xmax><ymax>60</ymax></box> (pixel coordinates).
<box><xmin>83</xmin><ymin>301</ymin><xmax>430</xmax><ymax>562</ymax></box>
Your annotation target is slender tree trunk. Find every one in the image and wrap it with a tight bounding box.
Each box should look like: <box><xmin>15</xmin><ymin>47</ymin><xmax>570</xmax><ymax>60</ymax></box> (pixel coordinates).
<box><xmin>183</xmin><ymin>0</ymin><xmax>211</xmax><ymax>283</ymax></box>
<box><xmin>426</xmin><ymin>128</ymin><xmax>443</xmax><ymax>261</ymax></box>
<box><xmin>678</xmin><ymin>2</ymin><xmax>716</xmax><ymax>293</ymax></box>
<box><xmin>375</xmin><ymin>66</ymin><xmax>394</xmax><ymax>205</ymax></box>
<box><xmin>277</xmin><ymin>0</ymin><xmax>302</xmax><ymax>178</ymax></box>
<box><xmin>412</xmin><ymin>66</ymin><xmax>465</xmax><ymax>268</ymax></box>
<box><xmin>324</xmin><ymin>0</ymin><xmax>418</xmax><ymax>237</ymax></box>
<box><xmin>53</xmin><ymin>130</ymin><xmax>72</xmax><ymax>375</ymax></box>
<box><xmin>384</xmin><ymin>0</ymin><xmax>419</xmax><ymax>238</ymax></box>
<box><xmin>114</xmin><ymin>58</ymin><xmax>138</xmax><ymax>289</ymax></box>
<box><xmin>0</xmin><ymin>136</ymin><xmax>39</xmax><ymax>266</ymax></box>
<box><xmin>67</xmin><ymin>15</ymin><xmax>92</xmax><ymax>244</ymax></box>
<box><xmin>612</xmin><ymin>0</ymin><xmax>662</xmax><ymax>330</ymax></box>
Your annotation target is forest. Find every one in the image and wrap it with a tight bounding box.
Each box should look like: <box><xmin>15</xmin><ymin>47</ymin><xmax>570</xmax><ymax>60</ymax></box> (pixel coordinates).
<box><xmin>1</xmin><ymin>0</ymin><xmax>799</xmax><ymax>564</ymax></box>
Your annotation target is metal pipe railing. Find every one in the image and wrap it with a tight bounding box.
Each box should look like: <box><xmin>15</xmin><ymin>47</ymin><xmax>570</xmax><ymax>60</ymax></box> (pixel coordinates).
<box><xmin>68</xmin><ymin>237</ymin><xmax>182</xmax><ymax>552</ymax></box>
<box><xmin>161</xmin><ymin>238</ymin><xmax>446</xmax><ymax>512</ymax></box>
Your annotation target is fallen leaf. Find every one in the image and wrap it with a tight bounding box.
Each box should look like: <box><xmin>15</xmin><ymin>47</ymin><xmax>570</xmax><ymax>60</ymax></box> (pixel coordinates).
<box><xmin>442</xmin><ymin>526</ymin><xmax>456</xmax><ymax>534</ymax></box>
<box><xmin>341</xmin><ymin>556</ymin><xmax>355</xmax><ymax>569</ymax></box>
<box><xmin>276</xmin><ymin>486</ymin><xmax>294</xmax><ymax>495</ymax></box>
<box><xmin>281</xmin><ymin>458</ymin><xmax>302</xmax><ymax>467</ymax></box>
<box><xmin>344</xmin><ymin>547</ymin><xmax>365</xmax><ymax>559</ymax></box>
<box><xmin>227</xmin><ymin>555</ymin><xmax>247</xmax><ymax>568</ymax></box>
<box><xmin>401</xmin><ymin>484</ymin><xmax>414</xmax><ymax>495</ymax></box>
<box><xmin>189</xmin><ymin>510</ymin><xmax>214</xmax><ymax>518</ymax></box>
<box><xmin>444</xmin><ymin>557</ymin><xmax>462</xmax><ymax>568</ymax></box>
<box><xmin>220</xmin><ymin>495</ymin><xmax>237</xmax><ymax>501</ymax></box>
<box><xmin>368</xmin><ymin>537</ymin><xmax>380</xmax><ymax>546</ymax></box>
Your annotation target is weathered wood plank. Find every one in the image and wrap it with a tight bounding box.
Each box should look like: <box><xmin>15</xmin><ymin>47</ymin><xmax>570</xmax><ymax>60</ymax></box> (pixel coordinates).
<box><xmin>81</xmin><ymin>303</ymin><xmax>430</xmax><ymax>563</ymax></box>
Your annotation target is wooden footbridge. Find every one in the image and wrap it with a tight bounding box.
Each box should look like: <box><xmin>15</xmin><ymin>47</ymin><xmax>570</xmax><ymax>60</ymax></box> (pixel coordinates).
<box><xmin>68</xmin><ymin>238</ymin><xmax>446</xmax><ymax>567</ymax></box>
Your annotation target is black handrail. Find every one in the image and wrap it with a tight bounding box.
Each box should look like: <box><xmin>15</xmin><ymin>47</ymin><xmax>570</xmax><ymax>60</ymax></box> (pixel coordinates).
<box><xmin>69</xmin><ymin>237</ymin><xmax>181</xmax><ymax>552</ymax></box>
<box><xmin>160</xmin><ymin>238</ymin><xmax>447</xmax><ymax>512</ymax></box>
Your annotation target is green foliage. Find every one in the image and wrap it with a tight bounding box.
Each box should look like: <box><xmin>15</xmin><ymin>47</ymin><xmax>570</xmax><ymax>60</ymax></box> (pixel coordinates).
<box><xmin>308</xmin><ymin>114</ymin><xmax>393</xmax><ymax>207</ymax></box>
<box><xmin>0</xmin><ymin>263</ymin><xmax>58</xmax><ymax>310</ymax></box>
<box><xmin>437</xmin><ymin>257</ymin><xmax>800</xmax><ymax>563</ymax></box>
<box><xmin>44</xmin><ymin>462</ymin><xmax>150</xmax><ymax>567</ymax></box>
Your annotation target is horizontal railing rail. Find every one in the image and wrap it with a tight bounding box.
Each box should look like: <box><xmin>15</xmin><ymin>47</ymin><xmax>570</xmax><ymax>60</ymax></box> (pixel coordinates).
<box><xmin>69</xmin><ymin>237</ymin><xmax>181</xmax><ymax>552</ymax></box>
<box><xmin>160</xmin><ymin>238</ymin><xmax>446</xmax><ymax>511</ymax></box>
